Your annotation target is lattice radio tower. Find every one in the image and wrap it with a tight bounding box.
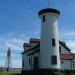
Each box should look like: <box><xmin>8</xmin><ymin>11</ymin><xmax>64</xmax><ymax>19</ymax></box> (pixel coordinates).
<box><xmin>5</xmin><ymin>48</ymin><xmax>12</xmax><ymax>71</ymax></box>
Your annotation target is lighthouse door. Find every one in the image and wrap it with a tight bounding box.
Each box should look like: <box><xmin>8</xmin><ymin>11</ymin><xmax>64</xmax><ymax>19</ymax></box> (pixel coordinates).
<box><xmin>33</xmin><ymin>57</ymin><xmax>38</xmax><ymax>69</ymax></box>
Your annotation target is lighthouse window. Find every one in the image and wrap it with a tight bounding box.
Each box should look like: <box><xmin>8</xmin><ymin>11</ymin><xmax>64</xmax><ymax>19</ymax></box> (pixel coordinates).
<box><xmin>73</xmin><ymin>64</ymin><xmax>74</xmax><ymax>68</ymax></box>
<box><xmin>51</xmin><ymin>56</ymin><xmax>57</xmax><ymax>65</ymax></box>
<box><xmin>43</xmin><ymin>15</ymin><xmax>45</xmax><ymax>22</ymax></box>
<box><xmin>52</xmin><ymin>38</ymin><xmax>56</xmax><ymax>46</ymax></box>
<box><xmin>22</xmin><ymin>60</ymin><xmax>24</xmax><ymax>67</ymax></box>
<box><xmin>59</xmin><ymin>46</ymin><xmax>61</xmax><ymax>54</ymax></box>
<box><xmin>29</xmin><ymin>58</ymin><xmax>31</xmax><ymax>66</ymax></box>
<box><xmin>61</xmin><ymin>60</ymin><xmax>64</xmax><ymax>64</ymax></box>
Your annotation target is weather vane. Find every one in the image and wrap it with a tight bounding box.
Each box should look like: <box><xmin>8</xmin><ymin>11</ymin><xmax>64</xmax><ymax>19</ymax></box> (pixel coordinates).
<box><xmin>48</xmin><ymin>0</ymin><xmax>50</xmax><ymax>8</ymax></box>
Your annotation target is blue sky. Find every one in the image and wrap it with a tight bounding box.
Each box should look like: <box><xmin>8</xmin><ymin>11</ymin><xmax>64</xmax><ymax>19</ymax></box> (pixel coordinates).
<box><xmin>0</xmin><ymin>0</ymin><xmax>75</xmax><ymax>68</ymax></box>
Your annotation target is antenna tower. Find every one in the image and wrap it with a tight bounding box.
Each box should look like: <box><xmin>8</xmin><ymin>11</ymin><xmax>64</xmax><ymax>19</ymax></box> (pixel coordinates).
<box><xmin>5</xmin><ymin>48</ymin><xmax>12</xmax><ymax>71</ymax></box>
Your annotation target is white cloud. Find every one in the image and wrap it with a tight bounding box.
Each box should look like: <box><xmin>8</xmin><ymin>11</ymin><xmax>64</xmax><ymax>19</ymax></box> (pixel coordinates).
<box><xmin>0</xmin><ymin>53</ymin><xmax>6</xmax><ymax>56</ymax></box>
<box><xmin>0</xmin><ymin>33</ymin><xmax>30</xmax><ymax>50</ymax></box>
<box><xmin>0</xmin><ymin>32</ymin><xmax>29</xmax><ymax>68</ymax></box>
<box><xmin>0</xmin><ymin>58</ymin><xmax>22</xmax><ymax>68</ymax></box>
<box><xmin>66</xmin><ymin>41</ymin><xmax>75</xmax><ymax>48</ymax></box>
<box><xmin>59</xmin><ymin>31</ymin><xmax>75</xmax><ymax>53</ymax></box>
<box><xmin>33</xmin><ymin>30</ymin><xmax>40</xmax><ymax>35</ymax></box>
<box><xmin>12</xmin><ymin>59</ymin><xmax>22</xmax><ymax>68</ymax></box>
<box><xmin>66</xmin><ymin>40</ymin><xmax>75</xmax><ymax>53</ymax></box>
<box><xmin>0</xmin><ymin>53</ymin><xmax>21</xmax><ymax>57</ymax></box>
<box><xmin>59</xmin><ymin>31</ymin><xmax>75</xmax><ymax>37</ymax></box>
<box><xmin>0</xmin><ymin>59</ymin><xmax>6</xmax><ymax>67</ymax></box>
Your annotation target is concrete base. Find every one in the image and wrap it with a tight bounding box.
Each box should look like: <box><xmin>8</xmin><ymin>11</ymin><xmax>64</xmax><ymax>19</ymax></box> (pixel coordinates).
<box><xmin>22</xmin><ymin>69</ymin><xmax>60</xmax><ymax>75</ymax></box>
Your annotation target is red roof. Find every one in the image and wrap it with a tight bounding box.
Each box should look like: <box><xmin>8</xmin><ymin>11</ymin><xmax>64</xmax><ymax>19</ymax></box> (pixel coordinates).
<box><xmin>30</xmin><ymin>38</ymin><xmax>40</xmax><ymax>43</ymax></box>
<box><xmin>60</xmin><ymin>54</ymin><xmax>73</xmax><ymax>60</ymax></box>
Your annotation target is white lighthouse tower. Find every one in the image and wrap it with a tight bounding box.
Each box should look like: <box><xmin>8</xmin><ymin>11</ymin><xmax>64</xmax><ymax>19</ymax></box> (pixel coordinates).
<box><xmin>38</xmin><ymin>8</ymin><xmax>60</xmax><ymax>74</ymax></box>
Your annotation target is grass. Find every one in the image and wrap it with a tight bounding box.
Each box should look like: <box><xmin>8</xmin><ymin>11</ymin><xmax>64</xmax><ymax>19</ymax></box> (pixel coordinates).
<box><xmin>60</xmin><ymin>72</ymin><xmax>75</xmax><ymax>75</ymax></box>
<box><xmin>0</xmin><ymin>71</ymin><xmax>10</xmax><ymax>75</ymax></box>
<box><xmin>0</xmin><ymin>71</ymin><xmax>75</xmax><ymax>75</ymax></box>
<box><xmin>0</xmin><ymin>71</ymin><xmax>21</xmax><ymax>75</ymax></box>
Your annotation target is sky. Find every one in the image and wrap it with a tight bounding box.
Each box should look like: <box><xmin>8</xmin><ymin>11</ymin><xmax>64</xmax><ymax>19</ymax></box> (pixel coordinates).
<box><xmin>0</xmin><ymin>0</ymin><xmax>75</xmax><ymax>68</ymax></box>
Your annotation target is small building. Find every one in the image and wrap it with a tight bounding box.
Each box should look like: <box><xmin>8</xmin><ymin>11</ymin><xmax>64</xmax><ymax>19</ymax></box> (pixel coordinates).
<box><xmin>22</xmin><ymin>38</ymin><xmax>75</xmax><ymax>71</ymax></box>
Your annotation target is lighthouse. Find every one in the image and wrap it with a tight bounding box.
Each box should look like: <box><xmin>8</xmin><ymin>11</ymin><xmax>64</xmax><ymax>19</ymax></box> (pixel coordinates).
<box><xmin>38</xmin><ymin>8</ymin><xmax>60</xmax><ymax>74</ymax></box>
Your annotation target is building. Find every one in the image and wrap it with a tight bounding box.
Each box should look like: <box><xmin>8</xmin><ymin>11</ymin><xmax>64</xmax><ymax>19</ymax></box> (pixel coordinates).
<box><xmin>22</xmin><ymin>8</ymin><xmax>75</xmax><ymax>75</ymax></box>
<box><xmin>22</xmin><ymin>38</ymin><xmax>75</xmax><ymax>71</ymax></box>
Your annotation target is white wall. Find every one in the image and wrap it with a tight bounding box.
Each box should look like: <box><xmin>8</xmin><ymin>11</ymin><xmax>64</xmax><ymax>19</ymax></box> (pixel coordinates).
<box><xmin>72</xmin><ymin>55</ymin><xmax>75</xmax><ymax>70</ymax></box>
<box><xmin>60</xmin><ymin>60</ymin><xmax>71</xmax><ymax>70</ymax></box>
<box><xmin>22</xmin><ymin>51</ymin><xmax>40</xmax><ymax>70</ymax></box>
<box><xmin>60</xmin><ymin>45</ymin><xmax>72</xmax><ymax>70</ymax></box>
<box><xmin>72</xmin><ymin>61</ymin><xmax>75</xmax><ymax>70</ymax></box>
<box><xmin>40</xmin><ymin>12</ymin><xmax>60</xmax><ymax>69</ymax></box>
<box><xmin>22</xmin><ymin>53</ymin><xmax>31</xmax><ymax>70</ymax></box>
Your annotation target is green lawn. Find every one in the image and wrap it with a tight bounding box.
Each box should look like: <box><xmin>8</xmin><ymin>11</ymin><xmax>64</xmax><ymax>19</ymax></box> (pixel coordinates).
<box><xmin>0</xmin><ymin>71</ymin><xmax>75</xmax><ymax>75</ymax></box>
<box><xmin>0</xmin><ymin>71</ymin><xmax>21</xmax><ymax>75</ymax></box>
<box><xmin>0</xmin><ymin>71</ymin><xmax>10</xmax><ymax>75</ymax></box>
<box><xmin>60</xmin><ymin>72</ymin><xmax>75</xmax><ymax>75</ymax></box>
